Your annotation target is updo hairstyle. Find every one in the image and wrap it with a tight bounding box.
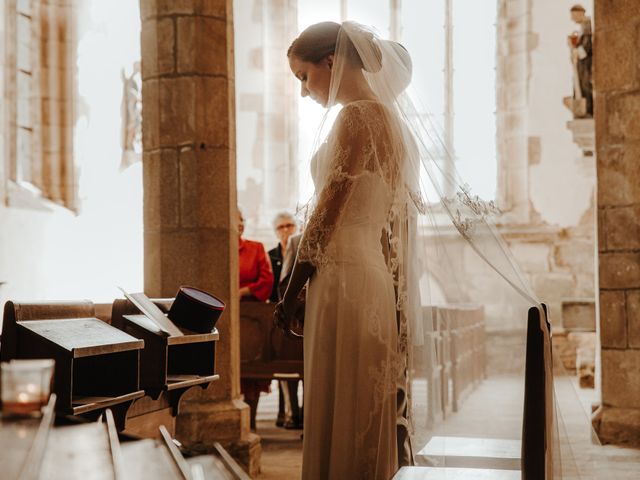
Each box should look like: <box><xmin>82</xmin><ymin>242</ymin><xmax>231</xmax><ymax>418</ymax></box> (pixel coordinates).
<box><xmin>287</xmin><ymin>21</ymin><xmax>382</xmax><ymax>73</ymax></box>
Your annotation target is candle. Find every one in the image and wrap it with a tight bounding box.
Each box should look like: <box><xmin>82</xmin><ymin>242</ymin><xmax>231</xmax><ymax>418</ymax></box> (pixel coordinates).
<box><xmin>1</xmin><ymin>359</ymin><xmax>54</xmax><ymax>417</ymax></box>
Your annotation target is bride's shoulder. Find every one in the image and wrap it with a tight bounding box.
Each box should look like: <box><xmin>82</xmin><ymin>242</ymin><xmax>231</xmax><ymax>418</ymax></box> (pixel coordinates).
<box><xmin>341</xmin><ymin>99</ymin><xmax>387</xmax><ymax>115</ymax></box>
<box><xmin>336</xmin><ymin>100</ymin><xmax>388</xmax><ymax>130</ymax></box>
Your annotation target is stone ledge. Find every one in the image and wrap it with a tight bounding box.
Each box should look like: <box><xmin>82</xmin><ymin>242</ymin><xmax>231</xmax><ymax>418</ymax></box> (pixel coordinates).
<box><xmin>593</xmin><ymin>405</ymin><xmax>640</xmax><ymax>448</ymax></box>
<box><xmin>566</xmin><ymin>119</ymin><xmax>595</xmax><ymax>155</ymax></box>
<box><xmin>562</xmin><ymin>298</ymin><xmax>596</xmax><ymax>331</ymax></box>
<box><xmin>176</xmin><ymin>398</ymin><xmax>261</xmax><ymax>476</ymax></box>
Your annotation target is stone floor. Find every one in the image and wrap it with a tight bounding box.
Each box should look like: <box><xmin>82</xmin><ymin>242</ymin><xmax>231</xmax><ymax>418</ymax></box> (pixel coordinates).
<box><xmin>254</xmin><ymin>381</ymin><xmax>303</xmax><ymax>480</ymax></box>
<box><xmin>252</xmin><ymin>377</ymin><xmax>640</xmax><ymax>479</ymax></box>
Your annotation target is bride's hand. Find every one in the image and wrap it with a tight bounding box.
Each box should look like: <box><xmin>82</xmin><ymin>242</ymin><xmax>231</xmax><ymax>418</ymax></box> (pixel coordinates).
<box><xmin>274</xmin><ymin>296</ymin><xmax>303</xmax><ymax>338</ymax></box>
<box><xmin>274</xmin><ymin>298</ymin><xmax>295</xmax><ymax>332</ymax></box>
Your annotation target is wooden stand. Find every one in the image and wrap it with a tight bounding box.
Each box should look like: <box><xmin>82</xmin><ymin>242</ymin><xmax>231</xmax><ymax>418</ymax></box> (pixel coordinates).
<box><xmin>119</xmin><ymin>314</ymin><xmax>219</xmax><ymax>401</ymax></box>
<box><xmin>15</xmin><ymin>317</ymin><xmax>145</xmax><ymax>419</ymax></box>
<box><xmin>111</xmin><ymin>298</ymin><xmax>219</xmax><ymax>412</ymax></box>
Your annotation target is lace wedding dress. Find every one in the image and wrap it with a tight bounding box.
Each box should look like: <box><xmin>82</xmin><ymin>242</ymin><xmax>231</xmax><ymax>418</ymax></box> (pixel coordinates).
<box><xmin>299</xmin><ymin>100</ymin><xmax>405</xmax><ymax>479</ymax></box>
<box><xmin>287</xmin><ymin>20</ymin><xmax>585</xmax><ymax>480</ymax></box>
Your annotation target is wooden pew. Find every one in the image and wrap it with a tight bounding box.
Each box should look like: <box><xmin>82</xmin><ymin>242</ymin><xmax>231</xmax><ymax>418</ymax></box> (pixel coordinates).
<box><xmin>239</xmin><ymin>301</ymin><xmax>303</xmax><ymax>380</ymax></box>
<box><xmin>521</xmin><ymin>304</ymin><xmax>552</xmax><ymax>479</ymax></box>
<box><xmin>452</xmin><ymin>305</ymin><xmax>485</xmax><ymax>412</ymax></box>
<box><xmin>415</xmin><ymin>305</ymin><xmax>484</xmax><ymax>426</ymax></box>
<box><xmin>417</xmin><ymin>305</ymin><xmax>443</xmax><ymax>428</ymax></box>
<box><xmin>438</xmin><ymin>308</ymin><xmax>453</xmax><ymax>417</ymax></box>
<box><xmin>239</xmin><ymin>301</ymin><xmax>303</xmax><ymax>429</ymax></box>
<box><xmin>411</xmin><ymin>304</ymin><xmax>553</xmax><ymax>478</ymax></box>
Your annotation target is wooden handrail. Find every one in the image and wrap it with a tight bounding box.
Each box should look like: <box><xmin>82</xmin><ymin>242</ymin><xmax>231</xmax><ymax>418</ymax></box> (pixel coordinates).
<box><xmin>18</xmin><ymin>394</ymin><xmax>57</xmax><ymax>480</ymax></box>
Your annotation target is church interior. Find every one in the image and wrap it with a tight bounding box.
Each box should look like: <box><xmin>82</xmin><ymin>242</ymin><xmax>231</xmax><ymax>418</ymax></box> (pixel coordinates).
<box><xmin>1</xmin><ymin>0</ymin><xmax>639</xmax><ymax>478</ymax></box>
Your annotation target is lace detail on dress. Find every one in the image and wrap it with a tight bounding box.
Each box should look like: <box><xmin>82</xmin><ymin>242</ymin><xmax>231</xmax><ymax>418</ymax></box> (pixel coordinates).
<box><xmin>297</xmin><ymin>101</ymin><xmax>403</xmax><ymax>269</ymax></box>
<box><xmin>355</xmin><ymin>350</ymin><xmax>403</xmax><ymax>478</ymax></box>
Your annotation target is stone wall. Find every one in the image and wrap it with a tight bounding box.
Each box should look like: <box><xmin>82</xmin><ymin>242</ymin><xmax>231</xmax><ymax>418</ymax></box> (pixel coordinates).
<box><xmin>495</xmin><ymin>0</ymin><xmax>596</xmax><ymax>333</ymax></box>
<box><xmin>592</xmin><ymin>0</ymin><xmax>640</xmax><ymax>447</ymax></box>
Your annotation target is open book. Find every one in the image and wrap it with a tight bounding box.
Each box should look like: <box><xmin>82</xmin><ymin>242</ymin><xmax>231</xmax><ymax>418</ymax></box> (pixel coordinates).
<box><xmin>118</xmin><ymin>287</ymin><xmax>183</xmax><ymax>337</ymax></box>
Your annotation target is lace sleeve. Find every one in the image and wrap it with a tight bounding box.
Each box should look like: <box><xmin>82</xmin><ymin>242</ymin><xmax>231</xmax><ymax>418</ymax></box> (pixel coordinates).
<box><xmin>297</xmin><ymin>103</ymin><xmax>379</xmax><ymax>268</ymax></box>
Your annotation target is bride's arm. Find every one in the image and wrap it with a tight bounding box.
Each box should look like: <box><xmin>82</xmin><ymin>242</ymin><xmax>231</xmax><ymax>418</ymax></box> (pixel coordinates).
<box><xmin>280</xmin><ymin>258</ymin><xmax>314</xmax><ymax>316</ymax></box>
<box><xmin>278</xmin><ymin>104</ymin><xmax>372</xmax><ymax>319</ymax></box>
<box><xmin>279</xmin><ymin>161</ymin><xmax>358</xmax><ymax>317</ymax></box>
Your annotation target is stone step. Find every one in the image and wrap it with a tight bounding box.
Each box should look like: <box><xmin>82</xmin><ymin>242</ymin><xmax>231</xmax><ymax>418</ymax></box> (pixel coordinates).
<box><xmin>393</xmin><ymin>466</ymin><xmax>520</xmax><ymax>479</ymax></box>
<box><xmin>416</xmin><ymin>436</ymin><xmax>521</xmax><ymax>471</ymax></box>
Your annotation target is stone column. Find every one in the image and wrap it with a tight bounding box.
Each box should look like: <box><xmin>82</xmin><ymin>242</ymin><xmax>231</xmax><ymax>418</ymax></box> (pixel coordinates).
<box><xmin>592</xmin><ymin>0</ymin><xmax>640</xmax><ymax>447</ymax></box>
<box><xmin>139</xmin><ymin>0</ymin><xmax>260</xmax><ymax>474</ymax></box>
<box><xmin>495</xmin><ymin>0</ymin><xmax>536</xmax><ymax>222</ymax></box>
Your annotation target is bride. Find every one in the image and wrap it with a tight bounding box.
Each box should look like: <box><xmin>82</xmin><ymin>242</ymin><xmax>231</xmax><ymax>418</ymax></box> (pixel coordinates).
<box><xmin>276</xmin><ymin>17</ymin><xmax>583</xmax><ymax>480</ymax></box>
<box><xmin>276</xmin><ymin>21</ymin><xmax>413</xmax><ymax>479</ymax></box>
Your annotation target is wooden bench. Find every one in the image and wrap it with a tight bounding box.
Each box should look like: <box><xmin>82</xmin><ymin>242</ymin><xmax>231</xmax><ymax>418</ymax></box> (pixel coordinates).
<box><xmin>416</xmin><ymin>435</ymin><xmax>521</xmax><ymax>470</ymax></box>
<box><xmin>438</xmin><ymin>306</ymin><xmax>485</xmax><ymax>413</ymax></box>
<box><xmin>239</xmin><ymin>301</ymin><xmax>303</xmax><ymax>380</ymax></box>
<box><xmin>393</xmin><ymin>466</ymin><xmax>520</xmax><ymax>479</ymax></box>
<box><xmin>0</xmin><ymin>399</ymin><xmax>248</xmax><ymax>480</ymax></box>
<box><xmin>414</xmin><ymin>306</ymin><xmax>442</xmax><ymax>428</ymax></box>
<box><xmin>415</xmin><ymin>305</ymin><xmax>485</xmax><ymax>425</ymax></box>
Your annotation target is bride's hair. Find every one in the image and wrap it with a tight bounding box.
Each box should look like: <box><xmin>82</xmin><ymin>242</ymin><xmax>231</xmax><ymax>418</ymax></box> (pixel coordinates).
<box><xmin>287</xmin><ymin>21</ymin><xmax>382</xmax><ymax>72</ymax></box>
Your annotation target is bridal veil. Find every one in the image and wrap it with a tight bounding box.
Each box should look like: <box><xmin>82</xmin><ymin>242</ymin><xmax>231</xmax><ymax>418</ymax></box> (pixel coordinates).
<box><xmin>299</xmin><ymin>20</ymin><xmax>592</xmax><ymax>479</ymax></box>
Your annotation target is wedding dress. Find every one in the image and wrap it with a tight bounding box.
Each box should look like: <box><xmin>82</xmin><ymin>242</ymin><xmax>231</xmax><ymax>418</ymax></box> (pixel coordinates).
<box><xmin>289</xmin><ymin>20</ymin><xmax>585</xmax><ymax>480</ymax></box>
<box><xmin>299</xmin><ymin>100</ymin><xmax>405</xmax><ymax>479</ymax></box>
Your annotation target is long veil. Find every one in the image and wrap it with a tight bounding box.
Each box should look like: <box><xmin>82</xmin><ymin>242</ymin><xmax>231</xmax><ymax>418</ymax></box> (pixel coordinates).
<box><xmin>301</xmin><ymin>21</ymin><xmax>592</xmax><ymax>479</ymax></box>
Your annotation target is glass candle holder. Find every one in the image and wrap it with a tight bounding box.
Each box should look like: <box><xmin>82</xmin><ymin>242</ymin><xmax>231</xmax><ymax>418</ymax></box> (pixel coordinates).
<box><xmin>1</xmin><ymin>359</ymin><xmax>55</xmax><ymax>416</ymax></box>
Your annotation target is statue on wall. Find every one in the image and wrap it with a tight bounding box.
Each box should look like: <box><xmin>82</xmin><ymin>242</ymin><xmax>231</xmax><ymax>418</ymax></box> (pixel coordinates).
<box><xmin>120</xmin><ymin>61</ymin><xmax>142</xmax><ymax>171</ymax></box>
<box><xmin>564</xmin><ymin>4</ymin><xmax>593</xmax><ymax>118</ymax></box>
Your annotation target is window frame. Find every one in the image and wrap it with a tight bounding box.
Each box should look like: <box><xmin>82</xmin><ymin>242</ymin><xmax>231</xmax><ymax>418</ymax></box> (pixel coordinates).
<box><xmin>3</xmin><ymin>0</ymin><xmax>78</xmax><ymax>213</ymax></box>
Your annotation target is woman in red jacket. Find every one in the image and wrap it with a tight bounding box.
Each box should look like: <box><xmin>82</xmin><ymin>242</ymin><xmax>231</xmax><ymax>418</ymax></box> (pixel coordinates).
<box><xmin>238</xmin><ymin>210</ymin><xmax>274</xmax><ymax>301</ymax></box>
<box><xmin>238</xmin><ymin>209</ymin><xmax>274</xmax><ymax>430</ymax></box>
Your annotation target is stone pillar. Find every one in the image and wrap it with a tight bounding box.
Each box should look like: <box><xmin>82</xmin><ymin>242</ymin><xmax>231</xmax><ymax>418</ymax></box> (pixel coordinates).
<box><xmin>495</xmin><ymin>0</ymin><xmax>536</xmax><ymax>222</ymax></box>
<box><xmin>139</xmin><ymin>0</ymin><xmax>260</xmax><ymax>475</ymax></box>
<box><xmin>592</xmin><ymin>0</ymin><xmax>640</xmax><ymax>447</ymax></box>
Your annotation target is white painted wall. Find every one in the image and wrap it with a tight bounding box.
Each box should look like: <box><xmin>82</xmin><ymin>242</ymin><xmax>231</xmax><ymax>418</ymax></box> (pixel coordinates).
<box><xmin>528</xmin><ymin>0</ymin><xmax>595</xmax><ymax>227</ymax></box>
<box><xmin>0</xmin><ymin>1</ymin><xmax>143</xmax><ymax>319</ymax></box>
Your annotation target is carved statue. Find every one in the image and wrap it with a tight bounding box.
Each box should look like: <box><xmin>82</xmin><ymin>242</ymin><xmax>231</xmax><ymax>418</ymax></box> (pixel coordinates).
<box><xmin>564</xmin><ymin>4</ymin><xmax>593</xmax><ymax>118</ymax></box>
<box><xmin>120</xmin><ymin>61</ymin><xmax>142</xmax><ymax>170</ymax></box>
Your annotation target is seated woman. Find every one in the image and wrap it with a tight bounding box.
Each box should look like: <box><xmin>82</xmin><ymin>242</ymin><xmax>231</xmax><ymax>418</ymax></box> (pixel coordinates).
<box><xmin>238</xmin><ymin>208</ymin><xmax>274</xmax><ymax>430</ymax></box>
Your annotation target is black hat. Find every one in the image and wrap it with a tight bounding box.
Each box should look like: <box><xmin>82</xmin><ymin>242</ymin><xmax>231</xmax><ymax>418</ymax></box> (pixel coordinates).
<box><xmin>168</xmin><ymin>286</ymin><xmax>225</xmax><ymax>333</ymax></box>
